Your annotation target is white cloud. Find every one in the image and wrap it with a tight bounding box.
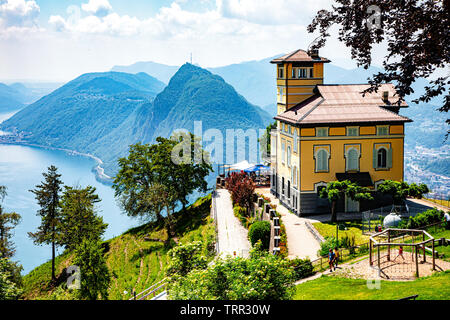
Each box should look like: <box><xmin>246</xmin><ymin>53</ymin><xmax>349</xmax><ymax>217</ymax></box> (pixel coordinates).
<box><xmin>81</xmin><ymin>0</ymin><xmax>112</xmax><ymax>18</ymax></box>
<box><xmin>0</xmin><ymin>0</ymin><xmax>40</xmax><ymax>36</ymax></box>
<box><xmin>216</xmin><ymin>0</ymin><xmax>331</xmax><ymax>25</ymax></box>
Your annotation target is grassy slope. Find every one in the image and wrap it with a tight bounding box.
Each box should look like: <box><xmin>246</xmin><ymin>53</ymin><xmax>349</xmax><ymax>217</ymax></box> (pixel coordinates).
<box><xmin>22</xmin><ymin>194</ymin><xmax>215</xmax><ymax>300</ymax></box>
<box><xmin>294</xmin><ymin>271</ymin><xmax>450</xmax><ymax>300</ymax></box>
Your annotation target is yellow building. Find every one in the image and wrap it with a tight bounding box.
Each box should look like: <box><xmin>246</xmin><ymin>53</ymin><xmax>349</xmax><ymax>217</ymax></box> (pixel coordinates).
<box><xmin>269</xmin><ymin>49</ymin><xmax>412</xmax><ymax>216</ymax></box>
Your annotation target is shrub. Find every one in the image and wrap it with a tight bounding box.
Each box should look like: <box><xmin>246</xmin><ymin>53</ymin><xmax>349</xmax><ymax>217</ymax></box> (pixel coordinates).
<box><xmin>398</xmin><ymin>209</ymin><xmax>444</xmax><ymax>229</ymax></box>
<box><xmin>289</xmin><ymin>258</ymin><xmax>315</xmax><ymax>281</ymax></box>
<box><xmin>248</xmin><ymin>221</ymin><xmax>271</xmax><ymax>249</ymax></box>
<box><xmin>168</xmin><ymin>250</ymin><xmax>295</xmax><ymax>300</ymax></box>
<box><xmin>318</xmin><ymin>237</ymin><xmax>339</xmax><ymax>257</ymax></box>
<box><xmin>166</xmin><ymin>241</ymin><xmax>208</xmax><ymax>277</ymax></box>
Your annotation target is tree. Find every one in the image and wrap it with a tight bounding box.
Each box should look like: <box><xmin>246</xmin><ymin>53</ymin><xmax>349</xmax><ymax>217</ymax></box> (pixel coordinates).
<box><xmin>259</xmin><ymin>121</ymin><xmax>277</xmax><ymax>158</ymax></box>
<box><xmin>166</xmin><ymin>241</ymin><xmax>207</xmax><ymax>278</ymax></box>
<box><xmin>167</xmin><ymin>247</ymin><xmax>295</xmax><ymax>300</ymax></box>
<box><xmin>319</xmin><ymin>180</ymin><xmax>373</xmax><ymax>222</ymax></box>
<box><xmin>0</xmin><ymin>258</ymin><xmax>22</xmax><ymax>300</ymax></box>
<box><xmin>308</xmin><ymin>1</ymin><xmax>449</xmax><ymax>133</ymax></box>
<box><xmin>225</xmin><ymin>172</ymin><xmax>256</xmax><ymax>216</ymax></box>
<box><xmin>59</xmin><ymin>186</ymin><xmax>107</xmax><ymax>251</ymax></box>
<box><xmin>73</xmin><ymin>239</ymin><xmax>110</xmax><ymax>300</ymax></box>
<box><xmin>113</xmin><ymin>134</ymin><xmax>213</xmax><ymax>239</ymax></box>
<box><xmin>0</xmin><ymin>186</ymin><xmax>21</xmax><ymax>259</ymax></box>
<box><xmin>378</xmin><ymin>180</ymin><xmax>429</xmax><ymax>206</ymax></box>
<box><xmin>28</xmin><ymin>166</ymin><xmax>63</xmax><ymax>282</ymax></box>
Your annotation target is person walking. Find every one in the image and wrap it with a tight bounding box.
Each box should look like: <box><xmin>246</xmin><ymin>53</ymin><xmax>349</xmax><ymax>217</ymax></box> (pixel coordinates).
<box><xmin>328</xmin><ymin>248</ymin><xmax>335</xmax><ymax>272</ymax></box>
<box><xmin>444</xmin><ymin>211</ymin><xmax>450</xmax><ymax>230</ymax></box>
<box><xmin>394</xmin><ymin>245</ymin><xmax>405</xmax><ymax>261</ymax></box>
<box><xmin>333</xmin><ymin>247</ymin><xmax>340</xmax><ymax>270</ymax></box>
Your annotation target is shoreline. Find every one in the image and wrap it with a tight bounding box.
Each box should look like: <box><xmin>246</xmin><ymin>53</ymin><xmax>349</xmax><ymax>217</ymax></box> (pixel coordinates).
<box><xmin>0</xmin><ymin>140</ymin><xmax>114</xmax><ymax>185</ymax></box>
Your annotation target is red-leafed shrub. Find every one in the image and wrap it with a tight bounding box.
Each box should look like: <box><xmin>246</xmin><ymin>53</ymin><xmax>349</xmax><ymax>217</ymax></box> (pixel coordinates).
<box><xmin>225</xmin><ymin>172</ymin><xmax>255</xmax><ymax>216</ymax></box>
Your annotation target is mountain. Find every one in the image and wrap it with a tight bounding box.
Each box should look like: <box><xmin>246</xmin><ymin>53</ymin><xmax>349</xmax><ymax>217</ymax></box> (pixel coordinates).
<box><xmin>111</xmin><ymin>56</ymin><xmax>280</xmax><ymax>108</ymax></box>
<box><xmin>112</xmin><ymin>61</ymin><xmax>179</xmax><ymax>84</ymax></box>
<box><xmin>90</xmin><ymin>63</ymin><xmax>272</xmax><ymax>174</ymax></box>
<box><xmin>1</xmin><ymin>65</ymin><xmax>271</xmax><ymax>177</ymax></box>
<box><xmin>0</xmin><ymin>83</ymin><xmax>25</xmax><ymax>112</ymax></box>
<box><xmin>0</xmin><ymin>72</ymin><xmax>165</xmax><ymax>154</ymax></box>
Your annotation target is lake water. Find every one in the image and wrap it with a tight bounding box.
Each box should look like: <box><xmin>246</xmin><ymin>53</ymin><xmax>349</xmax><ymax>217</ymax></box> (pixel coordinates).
<box><xmin>0</xmin><ymin>112</ymin><xmax>139</xmax><ymax>274</ymax></box>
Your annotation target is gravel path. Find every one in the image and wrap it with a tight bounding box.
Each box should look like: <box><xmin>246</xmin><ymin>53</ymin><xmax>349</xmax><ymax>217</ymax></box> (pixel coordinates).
<box><xmin>215</xmin><ymin>189</ymin><xmax>251</xmax><ymax>258</ymax></box>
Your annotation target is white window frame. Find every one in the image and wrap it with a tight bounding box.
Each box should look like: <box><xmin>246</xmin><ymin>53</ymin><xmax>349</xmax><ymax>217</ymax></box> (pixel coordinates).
<box><xmin>281</xmin><ymin>140</ymin><xmax>286</xmax><ymax>165</ymax></box>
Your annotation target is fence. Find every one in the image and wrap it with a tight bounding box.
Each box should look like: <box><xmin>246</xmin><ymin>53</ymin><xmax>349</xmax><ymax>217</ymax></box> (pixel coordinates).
<box><xmin>129</xmin><ymin>279</ymin><xmax>167</xmax><ymax>300</ymax></box>
<box><xmin>311</xmin><ymin>220</ymin><xmax>446</xmax><ymax>274</ymax></box>
<box><xmin>211</xmin><ymin>190</ymin><xmax>219</xmax><ymax>254</ymax></box>
<box><xmin>423</xmin><ymin>193</ymin><xmax>450</xmax><ymax>209</ymax></box>
<box><xmin>361</xmin><ymin>203</ymin><xmax>439</xmax><ymax>235</ymax></box>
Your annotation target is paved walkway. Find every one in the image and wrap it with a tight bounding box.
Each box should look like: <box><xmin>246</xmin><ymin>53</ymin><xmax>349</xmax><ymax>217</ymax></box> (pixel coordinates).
<box><xmin>260</xmin><ymin>189</ymin><xmax>321</xmax><ymax>260</ymax></box>
<box><xmin>214</xmin><ymin>189</ymin><xmax>251</xmax><ymax>258</ymax></box>
<box><xmin>407</xmin><ymin>198</ymin><xmax>449</xmax><ymax>213</ymax></box>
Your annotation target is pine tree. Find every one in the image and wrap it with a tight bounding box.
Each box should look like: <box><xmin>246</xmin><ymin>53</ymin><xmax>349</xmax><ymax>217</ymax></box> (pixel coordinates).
<box><xmin>28</xmin><ymin>166</ymin><xmax>63</xmax><ymax>282</ymax></box>
<box><xmin>73</xmin><ymin>239</ymin><xmax>110</xmax><ymax>300</ymax></box>
<box><xmin>59</xmin><ymin>186</ymin><xmax>107</xmax><ymax>251</ymax></box>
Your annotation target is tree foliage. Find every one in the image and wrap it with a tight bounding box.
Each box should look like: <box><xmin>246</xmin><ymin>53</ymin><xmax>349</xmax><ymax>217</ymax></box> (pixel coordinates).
<box><xmin>166</xmin><ymin>241</ymin><xmax>208</xmax><ymax>278</ymax></box>
<box><xmin>73</xmin><ymin>239</ymin><xmax>110</xmax><ymax>300</ymax></box>
<box><xmin>59</xmin><ymin>186</ymin><xmax>108</xmax><ymax>251</ymax></box>
<box><xmin>377</xmin><ymin>180</ymin><xmax>429</xmax><ymax>205</ymax></box>
<box><xmin>248</xmin><ymin>221</ymin><xmax>271</xmax><ymax>250</ymax></box>
<box><xmin>0</xmin><ymin>258</ymin><xmax>22</xmax><ymax>300</ymax></box>
<box><xmin>226</xmin><ymin>172</ymin><xmax>255</xmax><ymax>216</ymax></box>
<box><xmin>113</xmin><ymin>134</ymin><xmax>212</xmax><ymax>239</ymax></box>
<box><xmin>319</xmin><ymin>180</ymin><xmax>373</xmax><ymax>222</ymax></box>
<box><xmin>0</xmin><ymin>186</ymin><xmax>21</xmax><ymax>259</ymax></box>
<box><xmin>308</xmin><ymin>0</ymin><xmax>449</xmax><ymax>131</ymax></box>
<box><xmin>28</xmin><ymin>165</ymin><xmax>64</xmax><ymax>281</ymax></box>
<box><xmin>167</xmin><ymin>246</ymin><xmax>295</xmax><ymax>300</ymax></box>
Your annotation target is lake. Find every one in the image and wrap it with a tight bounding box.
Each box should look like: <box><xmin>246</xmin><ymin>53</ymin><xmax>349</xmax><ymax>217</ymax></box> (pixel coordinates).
<box><xmin>0</xmin><ymin>112</ymin><xmax>139</xmax><ymax>274</ymax></box>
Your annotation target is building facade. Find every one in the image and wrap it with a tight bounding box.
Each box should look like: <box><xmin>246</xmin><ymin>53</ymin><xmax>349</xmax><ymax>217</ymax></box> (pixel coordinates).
<box><xmin>269</xmin><ymin>49</ymin><xmax>412</xmax><ymax>216</ymax></box>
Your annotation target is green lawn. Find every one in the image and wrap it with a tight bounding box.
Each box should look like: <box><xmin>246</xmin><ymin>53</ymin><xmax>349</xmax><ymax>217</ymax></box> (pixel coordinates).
<box><xmin>312</xmin><ymin>220</ymin><xmax>370</xmax><ymax>245</ymax></box>
<box><xmin>294</xmin><ymin>271</ymin><xmax>450</xmax><ymax>300</ymax></box>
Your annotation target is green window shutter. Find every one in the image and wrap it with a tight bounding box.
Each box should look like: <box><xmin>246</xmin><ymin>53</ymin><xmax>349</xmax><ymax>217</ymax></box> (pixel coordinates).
<box><xmin>387</xmin><ymin>148</ymin><xmax>393</xmax><ymax>168</ymax></box>
<box><xmin>373</xmin><ymin>148</ymin><xmax>377</xmax><ymax>168</ymax></box>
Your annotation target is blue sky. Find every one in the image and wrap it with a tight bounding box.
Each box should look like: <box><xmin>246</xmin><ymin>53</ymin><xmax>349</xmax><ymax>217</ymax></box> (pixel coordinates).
<box><xmin>0</xmin><ymin>0</ymin><xmax>388</xmax><ymax>81</ymax></box>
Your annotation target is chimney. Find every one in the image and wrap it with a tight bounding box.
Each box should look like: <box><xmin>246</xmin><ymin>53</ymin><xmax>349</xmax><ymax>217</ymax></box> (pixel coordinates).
<box><xmin>382</xmin><ymin>91</ymin><xmax>389</xmax><ymax>103</ymax></box>
<box><xmin>309</xmin><ymin>49</ymin><xmax>319</xmax><ymax>59</ymax></box>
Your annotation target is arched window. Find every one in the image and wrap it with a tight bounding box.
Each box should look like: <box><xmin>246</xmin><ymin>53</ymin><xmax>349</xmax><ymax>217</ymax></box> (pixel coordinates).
<box><xmin>346</xmin><ymin>148</ymin><xmax>359</xmax><ymax>171</ymax></box>
<box><xmin>316</xmin><ymin>149</ymin><xmax>329</xmax><ymax>172</ymax></box>
<box><xmin>377</xmin><ymin>148</ymin><xmax>387</xmax><ymax>168</ymax></box>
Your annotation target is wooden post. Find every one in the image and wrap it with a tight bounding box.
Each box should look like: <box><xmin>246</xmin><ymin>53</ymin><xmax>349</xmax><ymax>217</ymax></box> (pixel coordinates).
<box><xmin>369</xmin><ymin>240</ymin><xmax>373</xmax><ymax>266</ymax></box>
<box><xmin>422</xmin><ymin>233</ymin><xmax>426</xmax><ymax>263</ymax></box>
<box><xmin>415</xmin><ymin>246</ymin><xmax>419</xmax><ymax>278</ymax></box>
<box><xmin>387</xmin><ymin>229</ymin><xmax>391</xmax><ymax>261</ymax></box>
<box><xmin>432</xmin><ymin>240</ymin><xmax>436</xmax><ymax>271</ymax></box>
<box><xmin>377</xmin><ymin>244</ymin><xmax>380</xmax><ymax>271</ymax></box>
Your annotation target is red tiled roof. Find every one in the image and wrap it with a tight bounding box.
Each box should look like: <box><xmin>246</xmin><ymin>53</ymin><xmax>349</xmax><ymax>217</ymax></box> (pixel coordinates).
<box><xmin>275</xmin><ymin>84</ymin><xmax>411</xmax><ymax>125</ymax></box>
<box><xmin>270</xmin><ymin>49</ymin><xmax>331</xmax><ymax>64</ymax></box>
